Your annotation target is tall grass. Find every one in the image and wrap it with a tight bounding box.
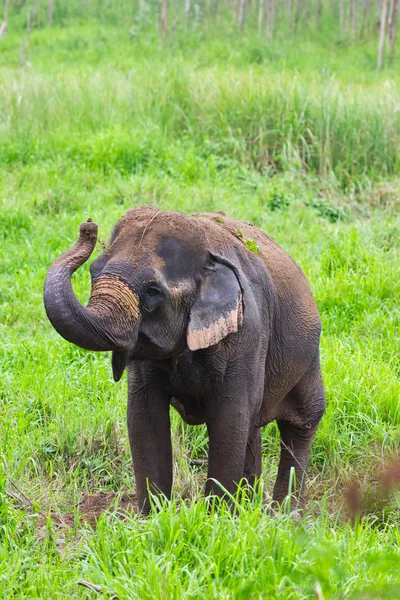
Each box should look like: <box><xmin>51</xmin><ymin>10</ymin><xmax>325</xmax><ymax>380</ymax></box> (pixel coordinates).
<box><xmin>1</xmin><ymin>64</ymin><xmax>399</xmax><ymax>183</ymax></box>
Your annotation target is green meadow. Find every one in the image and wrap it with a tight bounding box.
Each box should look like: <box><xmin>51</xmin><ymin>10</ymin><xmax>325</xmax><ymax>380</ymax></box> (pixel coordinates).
<box><xmin>0</xmin><ymin>3</ymin><xmax>399</xmax><ymax>598</ymax></box>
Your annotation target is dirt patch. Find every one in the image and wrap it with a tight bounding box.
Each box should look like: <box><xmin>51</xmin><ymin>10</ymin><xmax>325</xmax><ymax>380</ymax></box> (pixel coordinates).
<box><xmin>37</xmin><ymin>492</ymin><xmax>137</xmax><ymax>530</ymax></box>
<box><xmin>343</xmin><ymin>458</ymin><xmax>400</xmax><ymax>523</ymax></box>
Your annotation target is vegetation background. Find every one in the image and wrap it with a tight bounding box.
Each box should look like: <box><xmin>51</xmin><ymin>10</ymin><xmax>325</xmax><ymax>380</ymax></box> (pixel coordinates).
<box><xmin>0</xmin><ymin>0</ymin><xmax>399</xmax><ymax>598</ymax></box>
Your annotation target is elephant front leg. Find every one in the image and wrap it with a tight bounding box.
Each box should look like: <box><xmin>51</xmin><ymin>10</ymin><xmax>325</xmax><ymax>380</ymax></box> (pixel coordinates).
<box><xmin>127</xmin><ymin>376</ymin><xmax>172</xmax><ymax>514</ymax></box>
<box><xmin>206</xmin><ymin>402</ymin><xmax>251</xmax><ymax>500</ymax></box>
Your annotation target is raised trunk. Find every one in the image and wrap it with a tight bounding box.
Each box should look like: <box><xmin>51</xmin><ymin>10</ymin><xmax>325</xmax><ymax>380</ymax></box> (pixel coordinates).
<box><xmin>44</xmin><ymin>220</ymin><xmax>140</xmax><ymax>353</ymax></box>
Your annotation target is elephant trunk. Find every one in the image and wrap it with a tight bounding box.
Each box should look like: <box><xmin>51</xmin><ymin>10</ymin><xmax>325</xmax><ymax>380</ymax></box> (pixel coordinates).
<box><xmin>44</xmin><ymin>220</ymin><xmax>140</xmax><ymax>352</ymax></box>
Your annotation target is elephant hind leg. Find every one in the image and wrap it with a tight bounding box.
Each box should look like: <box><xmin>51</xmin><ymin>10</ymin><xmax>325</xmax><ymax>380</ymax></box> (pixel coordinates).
<box><xmin>243</xmin><ymin>426</ymin><xmax>262</xmax><ymax>491</ymax></box>
<box><xmin>273</xmin><ymin>361</ymin><xmax>326</xmax><ymax>506</ymax></box>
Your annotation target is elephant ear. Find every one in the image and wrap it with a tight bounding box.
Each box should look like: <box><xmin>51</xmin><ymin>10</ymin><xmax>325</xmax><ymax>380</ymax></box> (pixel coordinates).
<box><xmin>187</xmin><ymin>255</ymin><xmax>243</xmax><ymax>351</ymax></box>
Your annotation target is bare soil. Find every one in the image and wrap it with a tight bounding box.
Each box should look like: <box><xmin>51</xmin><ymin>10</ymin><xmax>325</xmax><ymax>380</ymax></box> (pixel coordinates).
<box><xmin>37</xmin><ymin>492</ymin><xmax>137</xmax><ymax>530</ymax></box>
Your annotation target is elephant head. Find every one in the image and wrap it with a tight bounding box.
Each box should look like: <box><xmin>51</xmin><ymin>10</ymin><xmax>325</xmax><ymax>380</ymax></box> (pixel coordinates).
<box><xmin>44</xmin><ymin>207</ymin><xmax>243</xmax><ymax>380</ymax></box>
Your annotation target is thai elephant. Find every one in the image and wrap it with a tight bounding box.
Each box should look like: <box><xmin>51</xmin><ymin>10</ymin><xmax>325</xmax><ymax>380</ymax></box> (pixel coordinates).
<box><xmin>44</xmin><ymin>206</ymin><xmax>326</xmax><ymax>513</ymax></box>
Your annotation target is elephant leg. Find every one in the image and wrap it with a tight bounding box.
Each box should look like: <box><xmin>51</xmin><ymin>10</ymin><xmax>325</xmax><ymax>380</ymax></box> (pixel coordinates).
<box><xmin>272</xmin><ymin>420</ymin><xmax>316</xmax><ymax>506</ymax></box>
<box><xmin>273</xmin><ymin>361</ymin><xmax>326</xmax><ymax>507</ymax></box>
<box><xmin>127</xmin><ymin>367</ymin><xmax>172</xmax><ymax>515</ymax></box>
<box><xmin>243</xmin><ymin>426</ymin><xmax>262</xmax><ymax>491</ymax></box>
<box><xmin>205</xmin><ymin>402</ymin><xmax>251</xmax><ymax>499</ymax></box>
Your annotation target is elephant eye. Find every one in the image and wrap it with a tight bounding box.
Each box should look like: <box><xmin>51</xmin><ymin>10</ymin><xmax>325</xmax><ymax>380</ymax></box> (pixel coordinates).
<box><xmin>143</xmin><ymin>284</ymin><xmax>165</xmax><ymax>313</ymax></box>
<box><xmin>147</xmin><ymin>285</ymin><xmax>164</xmax><ymax>298</ymax></box>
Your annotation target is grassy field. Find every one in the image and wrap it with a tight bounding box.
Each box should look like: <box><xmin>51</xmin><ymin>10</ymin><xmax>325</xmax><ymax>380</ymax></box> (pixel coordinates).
<box><xmin>0</xmin><ymin>5</ymin><xmax>400</xmax><ymax>598</ymax></box>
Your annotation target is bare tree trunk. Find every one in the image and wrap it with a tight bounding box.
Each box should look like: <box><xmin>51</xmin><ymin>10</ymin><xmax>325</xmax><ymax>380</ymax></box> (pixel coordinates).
<box><xmin>388</xmin><ymin>0</ymin><xmax>399</xmax><ymax>53</ymax></box>
<box><xmin>48</xmin><ymin>0</ymin><xmax>54</xmax><ymax>27</ymax></box>
<box><xmin>316</xmin><ymin>0</ymin><xmax>322</xmax><ymax>24</ymax></box>
<box><xmin>360</xmin><ymin>0</ymin><xmax>370</xmax><ymax>37</ymax></box>
<box><xmin>376</xmin><ymin>0</ymin><xmax>382</xmax><ymax>29</ymax></box>
<box><xmin>377</xmin><ymin>0</ymin><xmax>388</xmax><ymax>70</ymax></box>
<box><xmin>26</xmin><ymin>9</ymin><xmax>31</xmax><ymax>61</ymax></box>
<box><xmin>303</xmin><ymin>0</ymin><xmax>312</xmax><ymax>22</ymax></box>
<box><xmin>216</xmin><ymin>0</ymin><xmax>222</xmax><ymax>23</ymax></box>
<box><xmin>184</xmin><ymin>0</ymin><xmax>191</xmax><ymax>30</ymax></box>
<box><xmin>232</xmin><ymin>0</ymin><xmax>238</xmax><ymax>22</ymax></box>
<box><xmin>352</xmin><ymin>0</ymin><xmax>358</xmax><ymax>35</ymax></box>
<box><xmin>345</xmin><ymin>0</ymin><xmax>352</xmax><ymax>31</ymax></box>
<box><xmin>294</xmin><ymin>0</ymin><xmax>302</xmax><ymax>32</ymax></box>
<box><xmin>340</xmin><ymin>0</ymin><xmax>345</xmax><ymax>35</ymax></box>
<box><xmin>258</xmin><ymin>0</ymin><xmax>265</xmax><ymax>33</ymax></box>
<box><xmin>238</xmin><ymin>0</ymin><xmax>246</xmax><ymax>29</ymax></box>
<box><xmin>288</xmin><ymin>0</ymin><xmax>292</xmax><ymax>31</ymax></box>
<box><xmin>161</xmin><ymin>0</ymin><xmax>168</xmax><ymax>37</ymax></box>
<box><xmin>266</xmin><ymin>0</ymin><xmax>275</xmax><ymax>39</ymax></box>
<box><xmin>0</xmin><ymin>0</ymin><xmax>11</xmax><ymax>39</ymax></box>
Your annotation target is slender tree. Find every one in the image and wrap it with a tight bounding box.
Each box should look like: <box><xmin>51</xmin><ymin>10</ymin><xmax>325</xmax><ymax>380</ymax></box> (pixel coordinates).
<box><xmin>48</xmin><ymin>0</ymin><xmax>54</xmax><ymax>26</ymax></box>
<box><xmin>294</xmin><ymin>0</ymin><xmax>302</xmax><ymax>32</ymax></box>
<box><xmin>345</xmin><ymin>0</ymin><xmax>352</xmax><ymax>32</ymax></box>
<box><xmin>266</xmin><ymin>0</ymin><xmax>275</xmax><ymax>39</ymax></box>
<box><xmin>317</xmin><ymin>0</ymin><xmax>323</xmax><ymax>24</ymax></box>
<box><xmin>377</xmin><ymin>0</ymin><xmax>388</xmax><ymax>70</ymax></box>
<box><xmin>184</xmin><ymin>0</ymin><xmax>190</xmax><ymax>30</ymax></box>
<box><xmin>352</xmin><ymin>0</ymin><xmax>358</xmax><ymax>35</ymax></box>
<box><xmin>258</xmin><ymin>0</ymin><xmax>265</xmax><ymax>33</ymax></box>
<box><xmin>0</xmin><ymin>0</ymin><xmax>11</xmax><ymax>39</ymax></box>
<box><xmin>288</xmin><ymin>0</ymin><xmax>293</xmax><ymax>31</ymax></box>
<box><xmin>238</xmin><ymin>0</ymin><xmax>246</xmax><ymax>29</ymax></box>
<box><xmin>232</xmin><ymin>0</ymin><xmax>238</xmax><ymax>22</ymax></box>
<box><xmin>161</xmin><ymin>0</ymin><xmax>168</xmax><ymax>36</ymax></box>
<box><xmin>340</xmin><ymin>0</ymin><xmax>345</xmax><ymax>36</ymax></box>
<box><xmin>360</xmin><ymin>0</ymin><xmax>370</xmax><ymax>37</ymax></box>
<box><xmin>388</xmin><ymin>0</ymin><xmax>399</xmax><ymax>53</ymax></box>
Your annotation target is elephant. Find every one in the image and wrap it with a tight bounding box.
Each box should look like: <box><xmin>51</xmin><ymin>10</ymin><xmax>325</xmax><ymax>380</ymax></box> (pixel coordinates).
<box><xmin>44</xmin><ymin>206</ymin><xmax>326</xmax><ymax>513</ymax></box>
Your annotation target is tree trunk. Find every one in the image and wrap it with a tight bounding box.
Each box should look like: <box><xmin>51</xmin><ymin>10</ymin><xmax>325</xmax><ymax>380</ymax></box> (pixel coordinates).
<box><xmin>360</xmin><ymin>0</ymin><xmax>370</xmax><ymax>37</ymax></box>
<box><xmin>48</xmin><ymin>0</ymin><xmax>54</xmax><ymax>27</ymax></box>
<box><xmin>232</xmin><ymin>0</ymin><xmax>238</xmax><ymax>22</ymax></box>
<box><xmin>238</xmin><ymin>0</ymin><xmax>246</xmax><ymax>29</ymax></box>
<box><xmin>345</xmin><ymin>0</ymin><xmax>352</xmax><ymax>32</ymax></box>
<box><xmin>0</xmin><ymin>0</ymin><xmax>11</xmax><ymax>39</ymax></box>
<box><xmin>389</xmin><ymin>0</ymin><xmax>399</xmax><ymax>53</ymax></box>
<box><xmin>377</xmin><ymin>0</ymin><xmax>388</xmax><ymax>70</ymax></box>
<box><xmin>340</xmin><ymin>0</ymin><xmax>345</xmax><ymax>36</ymax></box>
<box><xmin>266</xmin><ymin>0</ymin><xmax>275</xmax><ymax>39</ymax></box>
<box><xmin>288</xmin><ymin>0</ymin><xmax>292</xmax><ymax>31</ymax></box>
<box><xmin>376</xmin><ymin>0</ymin><xmax>382</xmax><ymax>30</ymax></box>
<box><xmin>184</xmin><ymin>0</ymin><xmax>190</xmax><ymax>31</ymax></box>
<box><xmin>352</xmin><ymin>0</ymin><xmax>358</xmax><ymax>35</ymax></box>
<box><xmin>258</xmin><ymin>0</ymin><xmax>265</xmax><ymax>33</ymax></box>
<box><xmin>161</xmin><ymin>0</ymin><xmax>168</xmax><ymax>37</ymax></box>
<box><xmin>316</xmin><ymin>0</ymin><xmax>322</xmax><ymax>24</ymax></box>
<box><xmin>294</xmin><ymin>0</ymin><xmax>302</xmax><ymax>32</ymax></box>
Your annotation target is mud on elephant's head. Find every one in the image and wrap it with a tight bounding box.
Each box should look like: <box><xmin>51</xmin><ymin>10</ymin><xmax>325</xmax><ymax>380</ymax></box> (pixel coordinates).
<box><xmin>44</xmin><ymin>206</ymin><xmax>243</xmax><ymax>380</ymax></box>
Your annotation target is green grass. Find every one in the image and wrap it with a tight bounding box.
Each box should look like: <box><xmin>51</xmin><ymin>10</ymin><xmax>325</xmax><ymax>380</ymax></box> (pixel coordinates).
<box><xmin>0</xmin><ymin>7</ymin><xmax>400</xmax><ymax>599</ymax></box>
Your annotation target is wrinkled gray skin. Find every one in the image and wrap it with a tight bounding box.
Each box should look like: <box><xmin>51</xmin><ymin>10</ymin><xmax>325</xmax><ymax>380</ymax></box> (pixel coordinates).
<box><xmin>44</xmin><ymin>207</ymin><xmax>326</xmax><ymax>513</ymax></box>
